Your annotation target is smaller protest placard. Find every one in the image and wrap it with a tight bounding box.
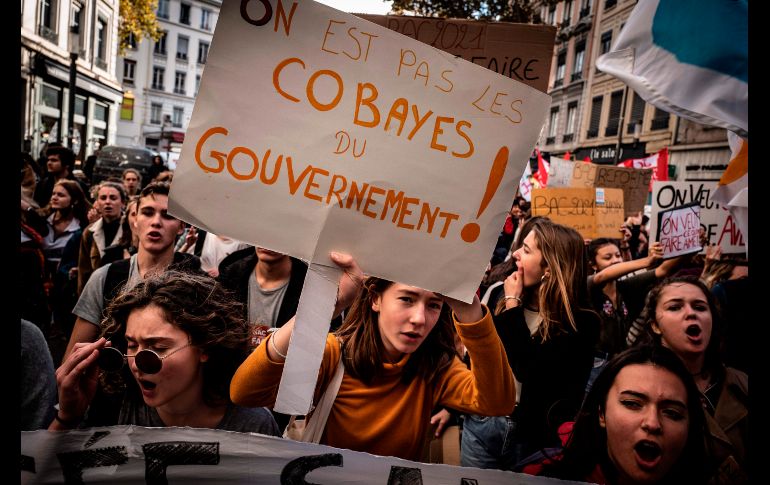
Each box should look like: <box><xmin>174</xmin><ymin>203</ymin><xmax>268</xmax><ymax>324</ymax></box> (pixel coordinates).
<box><xmin>547</xmin><ymin>156</ymin><xmax>573</xmax><ymax>188</ymax></box>
<box><xmin>656</xmin><ymin>202</ymin><xmax>702</xmax><ymax>258</ymax></box>
<box><xmin>531</xmin><ymin>187</ymin><xmax>624</xmax><ymax>239</ymax></box>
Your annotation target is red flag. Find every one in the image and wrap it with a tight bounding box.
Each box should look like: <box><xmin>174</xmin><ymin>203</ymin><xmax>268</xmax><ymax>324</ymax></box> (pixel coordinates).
<box><xmin>564</xmin><ymin>151</ymin><xmax>571</xmax><ymax>161</ymax></box>
<box><xmin>656</xmin><ymin>147</ymin><xmax>669</xmax><ymax>182</ymax></box>
<box><xmin>535</xmin><ymin>148</ymin><xmax>549</xmax><ymax>187</ymax></box>
<box><xmin>583</xmin><ymin>156</ymin><xmax>591</xmax><ymax>163</ymax></box>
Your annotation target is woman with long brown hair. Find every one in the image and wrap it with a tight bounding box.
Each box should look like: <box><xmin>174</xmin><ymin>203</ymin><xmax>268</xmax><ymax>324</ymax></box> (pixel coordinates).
<box><xmin>462</xmin><ymin>218</ymin><xmax>600</xmax><ymax>470</ymax></box>
<box><xmin>230</xmin><ymin>252</ymin><xmax>516</xmax><ymax>461</ymax></box>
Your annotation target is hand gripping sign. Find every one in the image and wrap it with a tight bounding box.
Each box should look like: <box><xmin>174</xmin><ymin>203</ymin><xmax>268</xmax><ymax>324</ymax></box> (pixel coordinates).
<box><xmin>168</xmin><ymin>0</ymin><xmax>551</xmax><ymax>414</ymax></box>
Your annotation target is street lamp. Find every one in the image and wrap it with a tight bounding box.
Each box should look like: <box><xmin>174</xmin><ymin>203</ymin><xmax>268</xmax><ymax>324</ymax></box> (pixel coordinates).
<box><xmin>159</xmin><ymin>114</ymin><xmax>172</xmax><ymax>162</ymax></box>
<box><xmin>67</xmin><ymin>29</ymin><xmax>80</xmax><ymax>152</ymax></box>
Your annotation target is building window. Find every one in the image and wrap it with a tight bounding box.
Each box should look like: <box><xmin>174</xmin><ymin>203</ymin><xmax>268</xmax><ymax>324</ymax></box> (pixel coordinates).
<box><xmin>627</xmin><ymin>92</ymin><xmax>645</xmax><ymax>133</ymax></box>
<box><xmin>195</xmin><ymin>74</ymin><xmax>201</xmax><ymax>95</ymax></box>
<box><xmin>174</xmin><ymin>71</ymin><xmax>187</xmax><ymax>95</ymax></box>
<box><xmin>93</xmin><ymin>103</ymin><xmax>108</xmax><ymax>122</ymax></box>
<box><xmin>95</xmin><ymin>17</ymin><xmax>108</xmax><ymax>68</ymax></box>
<box><xmin>571</xmin><ymin>41</ymin><xmax>585</xmax><ymax>82</ymax></box>
<box><xmin>605</xmin><ymin>90</ymin><xmax>623</xmax><ymax>137</ymax></box>
<box><xmin>172</xmin><ymin>106</ymin><xmax>184</xmax><ymax>127</ymax></box>
<box><xmin>547</xmin><ymin>107</ymin><xmax>559</xmax><ymax>145</ymax></box>
<box><xmin>123</xmin><ymin>59</ymin><xmax>136</xmax><ymax>84</ymax></box>
<box><xmin>154</xmin><ymin>31</ymin><xmax>167</xmax><ymax>55</ymax></box>
<box><xmin>39</xmin><ymin>0</ymin><xmax>58</xmax><ymax>41</ymax></box>
<box><xmin>563</xmin><ymin>0</ymin><xmax>573</xmax><ymax>25</ymax></box>
<box><xmin>201</xmin><ymin>8</ymin><xmax>212</xmax><ymax>30</ymax></box>
<box><xmin>587</xmin><ymin>95</ymin><xmax>602</xmax><ymax>138</ymax></box>
<box><xmin>41</xmin><ymin>84</ymin><xmax>61</xmax><ymax>109</ymax></box>
<box><xmin>605</xmin><ymin>0</ymin><xmax>617</xmax><ymax>10</ymax></box>
<box><xmin>127</xmin><ymin>32</ymin><xmax>137</xmax><ymax>49</ymax></box>
<box><xmin>152</xmin><ymin>67</ymin><xmax>165</xmax><ymax>90</ymax></box>
<box><xmin>580</xmin><ymin>0</ymin><xmax>591</xmax><ymax>18</ymax></box>
<box><xmin>547</xmin><ymin>6</ymin><xmax>556</xmax><ymax>25</ymax></box>
<box><xmin>651</xmin><ymin>107</ymin><xmax>670</xmax><ymax>130</ymax></box>
<box><xmin>157</xmin><ymin>0</ymin><xmax>169</xmax><ymax>19</ymax></box>
<box><xmin>198</xmin><ymin>41</ymin><xmax>209</xmax><ymax>64</ymax></box>
<box><xmin>70</xmin><ymin>2</ymin><xmax>82</xmax><ymax>34</ymax></box>
<box><xmin>177</xmin><ymin>35</ymin><xmax>189</xmax><ymax>61</ymax></box>
<box><xmin>564</xmin><ymin>102</ymin><xmax>577</xmax><ymax>142</ymax></box>
<box><xmin>75</xmin><ymin>95</ymin><xmax>86</xmax><ymax>116</ymax></box>
<box><xmin>600</xmin><ymin>31</ymin><xmax>613</xmax><ymax>55</ymax></box>
<box><xmin>151</xmin><ymin>103</ymin><xmax>162</xmax><ymax>124</ymax></box>
<box><xmin>180</xmin><ymin>3</ymin><xmax>191</xmax><ymax>25</ymax></box>
<box><xmin>554</xmin><ymin>51</ymin><xmax>566</xmax><ymax>87</ymax></box>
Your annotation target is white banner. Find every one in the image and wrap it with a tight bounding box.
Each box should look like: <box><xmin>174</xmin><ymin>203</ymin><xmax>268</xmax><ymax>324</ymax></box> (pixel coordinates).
<box><xmin>21</xmin><ymin>426</ymin><xmax>584</xmax><ymax>484</ymax></box>
<box><xmin>168</xmin><ymin>0</ymin><xmax>551</xmax><ymax>303</ymax></box>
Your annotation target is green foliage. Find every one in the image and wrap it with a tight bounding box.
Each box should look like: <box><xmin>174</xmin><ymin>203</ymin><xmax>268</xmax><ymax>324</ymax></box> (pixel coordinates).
<box><xmin>118</xmin><ymin>0</ymin><xmax>162</xmax><ymax>55</ymax></box>
<box><xmin>389</xmin><ymin>0</ymin><xmax>560</xmax><ymax>22</ymax></box>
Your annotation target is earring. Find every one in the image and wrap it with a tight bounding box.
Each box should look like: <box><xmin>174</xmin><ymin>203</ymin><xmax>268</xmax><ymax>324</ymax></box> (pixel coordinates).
<box><xmin>541</xmin><ymin>273</ymin><xmax>549</xmax><ymax>282</ymax></box>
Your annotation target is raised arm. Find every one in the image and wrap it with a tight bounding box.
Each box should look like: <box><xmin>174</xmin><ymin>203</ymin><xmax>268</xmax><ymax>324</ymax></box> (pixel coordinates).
<box><xmin>592</xmin><ymin>242</ymin><xmax>664</xmax><ymax>285</ymax></box>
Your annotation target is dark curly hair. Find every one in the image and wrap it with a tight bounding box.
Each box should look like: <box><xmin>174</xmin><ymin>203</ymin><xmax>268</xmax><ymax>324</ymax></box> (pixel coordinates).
<box><xmin>334</xmin><ymin>277</ymin><xmax>457</xmax><ymax>385</ymax></box>
<box><xmin>101</xmin><ymin>270</ymin><xmax>250</xmax><ymax>406</ymax></box>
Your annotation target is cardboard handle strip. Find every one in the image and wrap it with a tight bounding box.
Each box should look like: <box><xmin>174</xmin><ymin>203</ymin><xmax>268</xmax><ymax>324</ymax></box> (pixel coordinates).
<box><xmin>274</xmin><ymin>263</ymin><xmax>341</xmax><ymax>415</ymax></box>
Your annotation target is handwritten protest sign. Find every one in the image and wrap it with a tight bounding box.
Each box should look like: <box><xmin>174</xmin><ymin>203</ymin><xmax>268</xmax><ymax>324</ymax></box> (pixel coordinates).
<box><xmin>656</xmin><ymin>203</ymin><xmax>702</xmax><ymax>258</ymax></box>
<box><xmin>547</xmin><ymin>156</ymin><xmax>574</xmax><ymax>188</ymax></box>
<box><xmin>569</xmin><ymin>164</ymin><xmax>651</xmax><ymax>217</ymax></box>
<box><xmin>168</xmin><ymin>0</ymin><xmax>551</xmax><ymax>302</ymax></box>
<box><xmin>21</xmin><ymin>427</ymin><xmax>586</xmax><ymax>484</ymax></box>
<box><xmin>531</xmin><ymin>187</ymin><xmax>624</xmax><ymax>239</ymax></box>
<box><xmin>650</xmin><ymin>181</ymin><xmax>746</xmax><ymax>253</ymax></box>
<box><xmin>168</xmin><ymin>0</ymin><xmax>550</xmax><ymax>414</ymax></box>
<box><xmin>355</xmin><ymin>14</ymin><xmax>556</xmax><ymax>93</ymax></box>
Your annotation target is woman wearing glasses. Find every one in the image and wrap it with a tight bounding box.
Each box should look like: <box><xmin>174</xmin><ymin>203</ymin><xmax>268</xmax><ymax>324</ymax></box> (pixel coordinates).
<box><xmin>49</xmin><ymin>271</ymin><xmax>280</xmax><ymax>435</ymax></box>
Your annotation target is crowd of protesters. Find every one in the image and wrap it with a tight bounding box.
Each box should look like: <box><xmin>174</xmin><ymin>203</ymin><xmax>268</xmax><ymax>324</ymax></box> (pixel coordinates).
<box><xmin>21</xmin><ymin>145</ymin><xmax>748</xmax><ymax>484</ymax></box>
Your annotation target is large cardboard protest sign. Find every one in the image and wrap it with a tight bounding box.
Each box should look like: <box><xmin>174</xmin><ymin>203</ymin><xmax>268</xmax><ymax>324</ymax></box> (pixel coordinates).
<box><xmin>650</xmin><ymin>181</ymin><xmax>746</xmax><ymax>253</ymax></box>
<box><xmin>568</xmin><ymin>164</ymin><xmax>652</xmax><ymax>217</ymax></box>
<box><xmin>21</xmin><ymin>427</ymin><xmax>583</xmax><ymax>484</ymax></box>
<box><xmin>656</xmin><ymin>203</ymin><xmax>702</xmax><ymax>258</ymax></box>
<box><xmin>355</xmin><ymin>14</ymin><xmax>556</xmax><ymax>93</ymax></box>
<box><xmin>168</xmin><ymin>0</ymin><xmax>551</xmax><ymax>303</ymax></box>
<box><xmin>531</xmin><ymin>187</ymin><xmax>625</xmax><ymax>239</ymax></box>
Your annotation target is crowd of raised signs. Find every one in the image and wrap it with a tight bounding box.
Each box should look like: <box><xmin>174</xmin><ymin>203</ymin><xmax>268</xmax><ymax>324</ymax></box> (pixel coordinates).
<box><xmin>21</xmin><ymin>145</ymin><xmax>748</xmax><ymax>484</ymax></box>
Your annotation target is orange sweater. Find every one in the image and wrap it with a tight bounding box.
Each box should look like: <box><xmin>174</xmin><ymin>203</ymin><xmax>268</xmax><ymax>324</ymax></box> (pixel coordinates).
<box><xmin>230</xmin><ymin>307</ymin><xmax>515</xmax><ymax>461</ymax></box>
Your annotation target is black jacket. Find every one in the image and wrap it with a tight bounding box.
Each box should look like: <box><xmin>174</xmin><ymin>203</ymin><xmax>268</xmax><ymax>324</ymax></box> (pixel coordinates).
<box><xmin>217</xmin><ymin>247</ymin><xmax>308</xmax><ymax>329</ymax></box>
<box><xmin>494</xmin><ymin>306</ymin><xmax>600</xmax><ymax>452</ymax></box>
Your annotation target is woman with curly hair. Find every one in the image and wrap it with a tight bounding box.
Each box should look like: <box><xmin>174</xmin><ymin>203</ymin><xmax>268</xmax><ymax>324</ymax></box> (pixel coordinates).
<box><xmin>50</xmin><ymin>270</ymin><xmax>280</xmax><ymax>434</ymax></box>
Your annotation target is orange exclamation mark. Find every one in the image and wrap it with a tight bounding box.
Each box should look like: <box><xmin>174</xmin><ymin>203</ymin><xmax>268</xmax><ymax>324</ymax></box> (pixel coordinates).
<box><xmin>460</xmin><ymin>146</ymin><xmax>509</xmax><ymax>243</ymax></box>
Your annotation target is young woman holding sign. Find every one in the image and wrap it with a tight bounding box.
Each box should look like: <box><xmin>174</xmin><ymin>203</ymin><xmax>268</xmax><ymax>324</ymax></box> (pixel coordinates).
<box><xmin>230</xmin><ymin>252</ymin><xmax>516</xmax><ymax>461</ymax></box>
<box><xmin>636</xmin><ymin>276</ymin><xmax>748</xmax><ymax>483</ymax></box>
<box><xmin>50</xmin><ymin>271</ymin><xmax>280</xmax><ymax>435</ymax></box>
<box><xmin>461</xmin><ymin>218</ymin><xmax>600</xmax><ymax>470</ymax></box>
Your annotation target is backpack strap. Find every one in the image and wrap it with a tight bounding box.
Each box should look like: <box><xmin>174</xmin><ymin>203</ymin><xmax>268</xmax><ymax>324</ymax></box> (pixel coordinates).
<box><xmin>103</xmin><ymin>259</ymin><xmax>131</xmax><ymax>311</ymax></box>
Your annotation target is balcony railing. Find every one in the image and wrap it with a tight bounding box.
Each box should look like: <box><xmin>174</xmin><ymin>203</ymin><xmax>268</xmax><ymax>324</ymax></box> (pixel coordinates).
<box><xmin>38</xmin><ymin>25</ymin><xmax>58</xmax><ymax>43</ymax></box>
<box><xmin>546</xmin><ymin>136</ymin><xmax>556</xmax><ymax>145</ymax></box>
<box><xmin>553</xmin><ymin>78</ymin><xmax>564</xmax><ymax>88</ymax></box>
<box><xmin>571</xmin><ymin>71</ymin><xmax>583</xmax><ymax>82</ymax></box>
<box><xmin>579</xmin><ymin>7</ymin><xmax>591</xmax><ymax>18</ymax></box>
<box><xmin>562</xmin><ymin>133</ymin><xmax>574</xmax><ymax>143</ymax></box>
<box><xmin>604</xmin><ymin>125</ymin><xmax>619</xmax><ymax>137</ymax></box>
<box><xmin>587</xmin><ymin>129</ymin><xmax>598</xmax><ymax>139</ymax></box>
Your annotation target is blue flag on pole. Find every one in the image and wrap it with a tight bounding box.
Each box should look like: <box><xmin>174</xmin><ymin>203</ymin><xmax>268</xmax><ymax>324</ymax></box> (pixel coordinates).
<box><xmin>596</xmin><ymin>0</ymin><xmax>748</xmax><ymax>138</ymax></box>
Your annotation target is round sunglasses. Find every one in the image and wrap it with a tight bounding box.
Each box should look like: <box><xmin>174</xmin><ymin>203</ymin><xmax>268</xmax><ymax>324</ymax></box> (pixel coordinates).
<box><xmin>97</xmin><ymin>343</ymin><xmax>191</xmax><ymax>374</ymax></box>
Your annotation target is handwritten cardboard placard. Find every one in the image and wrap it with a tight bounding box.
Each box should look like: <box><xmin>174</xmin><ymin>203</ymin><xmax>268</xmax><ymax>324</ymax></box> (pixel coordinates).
<box><xmin>355</xmin><ymin>14</ymin><xmax>556</xmax><ymax>93</ymax></box>
<box><xmin>569</xmin><ymin>164</ymin><xmax>651</xmax><ymax>217</ymax></box>
<box><xmin>168</xmin><ymin>0</ymin><xmax>551</xmax><ymax>303</ymax></box>
<box><xmin>20</xmin><ymin>426</ymin><xmax>586</xmax><ymax>484</ymax></box>
<box><xmin>649</xmin><ymin>181</ymin><xmax>746</xmax><ymax>253</ymax></box>
<box><xmin>656</xmin><ymin>202</ymin><xmax>702</xmax><ymax>258</ymax></box>
<box><xmin>531</xmin><ymin>187</ymin><xmax>624</xmax><ymax>239</ymax></box>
